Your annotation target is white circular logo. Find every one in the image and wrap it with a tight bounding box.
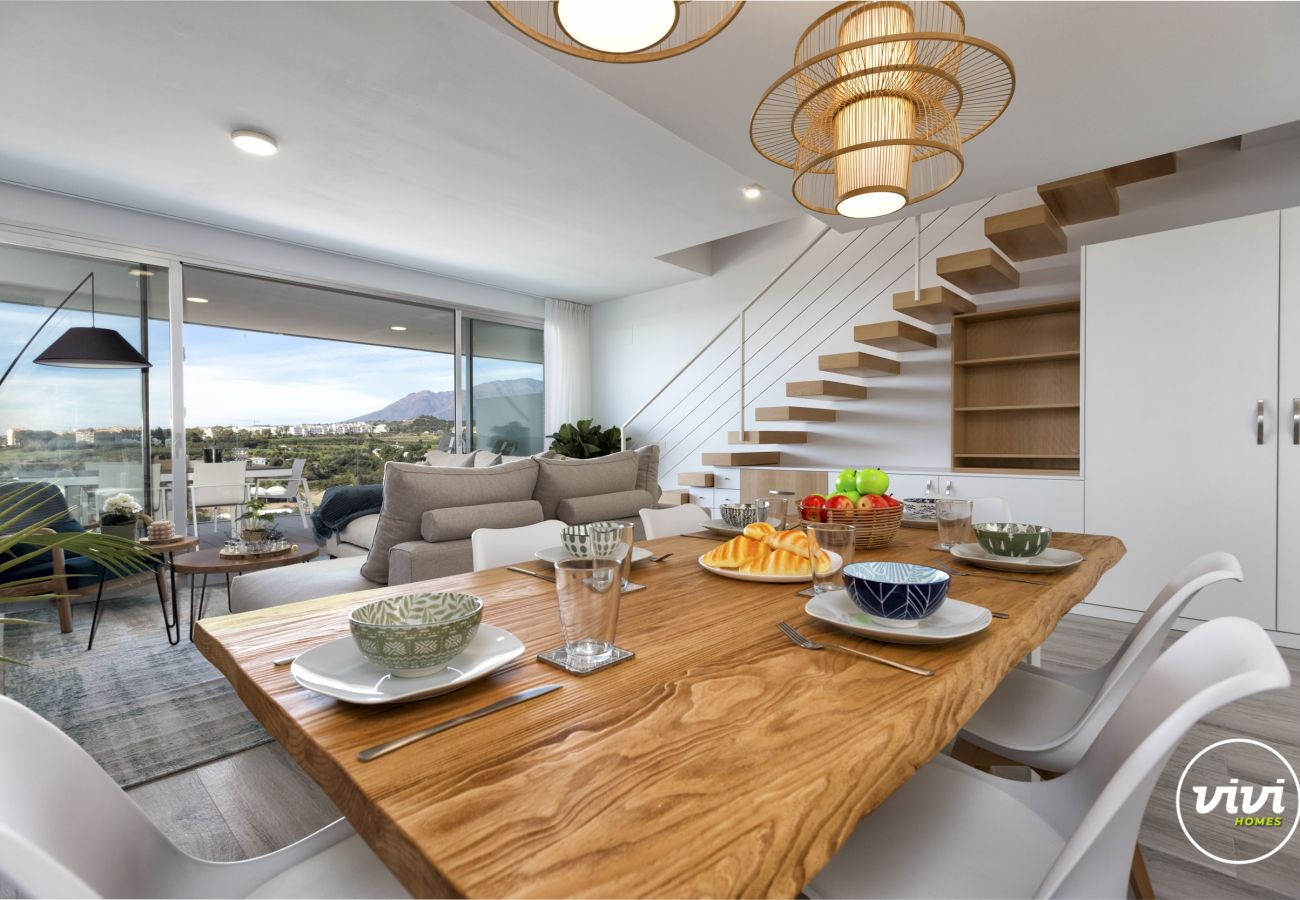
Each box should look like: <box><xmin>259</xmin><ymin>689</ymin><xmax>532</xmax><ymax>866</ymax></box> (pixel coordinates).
<box><xmin>1176</xmin><ymin>738</ymin><xmax>1298</xmax><ymax>865</ymax></box>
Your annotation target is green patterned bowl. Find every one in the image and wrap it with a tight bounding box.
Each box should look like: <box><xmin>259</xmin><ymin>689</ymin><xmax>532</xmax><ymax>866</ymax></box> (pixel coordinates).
<box><xmin>974</xmin><ymin>522</ymin><xmax>1053</xmax><ymax>558</ymax></box>
<box><xmin>349</xmin><ymin>592</ymin><xmax>483</xmax><ymax>677</ymax></box>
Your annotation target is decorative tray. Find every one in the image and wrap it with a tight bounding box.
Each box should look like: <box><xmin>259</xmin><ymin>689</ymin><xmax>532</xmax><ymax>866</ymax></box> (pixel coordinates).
<box><xmin>219</xmin><ymin>540</ymin><xmax>295</xmax><ymax>560</ymax></box>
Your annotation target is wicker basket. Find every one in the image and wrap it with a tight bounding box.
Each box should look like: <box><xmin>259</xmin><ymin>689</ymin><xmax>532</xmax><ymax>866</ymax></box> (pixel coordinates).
<box><xmin>801</xmin><ymin>503</ymin><xmax>903</xmax><ymax>550</ymax></box>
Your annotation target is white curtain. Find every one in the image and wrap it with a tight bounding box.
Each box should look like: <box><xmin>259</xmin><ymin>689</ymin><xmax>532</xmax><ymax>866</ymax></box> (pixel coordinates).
<box><xmin>543</xmin><ymin>297</ymin><xmax>592</xmax><ymax>436</ymax></box>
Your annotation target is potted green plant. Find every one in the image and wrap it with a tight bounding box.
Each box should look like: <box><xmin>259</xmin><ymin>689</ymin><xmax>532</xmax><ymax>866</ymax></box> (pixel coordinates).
<box><xmin>237</xmin><ymin>496</ymin><xmax>274</xmax><ymax>541</ymax></box>
<box><xmin>99</xmin><ymin>492</ymin><xmax>142</xmax><ymax>540</ymax></box>
<box><xmin>547</xmin><ymin>420</ymin><xmax>624</xmax><ymax>459</ymax></box>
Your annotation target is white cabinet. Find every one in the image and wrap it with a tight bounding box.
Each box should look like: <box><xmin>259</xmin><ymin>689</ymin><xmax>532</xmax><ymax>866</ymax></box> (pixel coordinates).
<box><xmin>1083</xmin><ymin>210</ymin><xmax>1283</xmax><ymax>629</ymax></box>
<box><xmin>883</xmin><ymin>469</ymin><xmax>1084</xmax><ymax>531</ymax></box>
<box><xmin>1278</xmin><ymin>209</ymin><xmax>1300</xmax><ymax>633</ymax></box>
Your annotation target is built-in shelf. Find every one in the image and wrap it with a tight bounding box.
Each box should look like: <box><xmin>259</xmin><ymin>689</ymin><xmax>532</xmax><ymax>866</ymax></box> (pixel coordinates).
<box><xmin>955</xmin><ymin>403</ymin><xmax>1081</xmax><ymax>412</ymax></box>
<box><xmin>954</xmin><ymin>350</ymin><xmax>1080</xmax><ymax>367</ymax></box>
<box><xmin>954</xmin><ymin>452</ymin><xmax>1081</xmax><ymax>459</ymax></box>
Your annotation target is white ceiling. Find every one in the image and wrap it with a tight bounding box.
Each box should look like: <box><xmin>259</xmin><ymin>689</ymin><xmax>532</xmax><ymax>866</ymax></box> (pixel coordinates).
<box><xmin>2</xmin><ymin>2</ymin><xmax>1298</xmax><ymax>304</ymax></box>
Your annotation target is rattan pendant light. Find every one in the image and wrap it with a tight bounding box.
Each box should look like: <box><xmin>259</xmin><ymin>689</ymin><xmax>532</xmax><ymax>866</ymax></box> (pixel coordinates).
<box><xmin>751</xmin><ymin>1</ymin><xmax>1014</xmax><ymax>218</ymax></box>
<box><xmin>488</xmin><ymin>0</ymin><xmax>743</xmax><ymax>63</ymax></box>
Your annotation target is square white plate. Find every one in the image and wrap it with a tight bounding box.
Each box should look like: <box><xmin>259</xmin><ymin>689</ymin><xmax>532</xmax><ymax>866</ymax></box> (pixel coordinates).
<box><xmin>805</xmin><ymin>589</ymin><xmax>992</xmax><ymax>644</ymax></box>
<box><xmin>535</xmin><ymin>545</ymin><xmax>654</xmax><ymax>565</ymax></box>
<box><xmin>290</xmin><ymin>623</ymin><xmax>524</xmax><ymax>705</ymax></box>
<box><xmin>949</xmin><ymin>543</ymin><xmax>1083</xmax><ymax>572</ymax></box>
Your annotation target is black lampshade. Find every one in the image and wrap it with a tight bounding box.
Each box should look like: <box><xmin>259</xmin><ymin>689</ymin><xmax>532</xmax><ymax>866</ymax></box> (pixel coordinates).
<box><xmin>33</xmin><ymin>326</ymin><xmax>152</xmax><ymax>369</ymax></box>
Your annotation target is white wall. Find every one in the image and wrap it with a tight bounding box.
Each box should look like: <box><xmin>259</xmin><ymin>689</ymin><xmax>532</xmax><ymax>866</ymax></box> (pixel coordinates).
<box><xmin>592</xmin><ymin>135</ymin><xmax>1300</xmax><ymax>486</ymax></box>
<box><xmin>0</xmin><ymin>180</ymin><xmax>544</xmax><ymax>321</ymax></box>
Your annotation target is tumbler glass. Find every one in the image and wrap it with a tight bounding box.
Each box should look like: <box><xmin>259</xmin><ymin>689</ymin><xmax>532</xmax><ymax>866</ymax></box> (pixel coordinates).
<box><xmin>591</xmin><ymin>521</ymin><xmax>636</xmax><ymax>589</ymax></box>
<box><xmin>936</xmin><ymin>498</ymin><xmax>974</xmax><ymax>550</ymax></box>
<box><xmin>554</xmin><ymin>557</ymin><xmax>623</xmax><ymax>669</ymax></box>
<box><xmin>803</xmin><ymin>522</ymin><xmax>856</xmax><ymax>595</ymax></box>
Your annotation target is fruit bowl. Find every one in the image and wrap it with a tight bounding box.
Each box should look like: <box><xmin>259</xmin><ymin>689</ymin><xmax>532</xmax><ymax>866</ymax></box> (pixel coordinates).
<box><xmin>974</xmin><ymin>522</ymin><xmax>1053</xmax><ymax>558</ymax></box>
<box><xmin>841</xmin><ymin>562</ymin><xmax>950</xmax><ymax>627</ymax></box>
<box><xmin>802</xmin><ymin>502</ymin><xmax>902</xmax><ymax>550</ymax></box>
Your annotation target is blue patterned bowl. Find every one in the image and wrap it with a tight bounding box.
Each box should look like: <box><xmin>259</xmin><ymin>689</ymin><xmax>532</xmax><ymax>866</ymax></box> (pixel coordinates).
<box><xmin>841</xmin><ymin>562</ymin><xmax>950</xmax><ymax>628</ymax></box>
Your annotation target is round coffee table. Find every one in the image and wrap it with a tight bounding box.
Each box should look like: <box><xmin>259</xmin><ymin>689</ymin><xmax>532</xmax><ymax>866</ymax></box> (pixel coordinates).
<box><xmin>86</xmin><ymin>535</ymin><xmax>200</xmax><ymax>651</ymax></box>
<box><xmin>171</xmin><ymin>544</ymin><xmax>320</xmax><ymax>640</ymax></box>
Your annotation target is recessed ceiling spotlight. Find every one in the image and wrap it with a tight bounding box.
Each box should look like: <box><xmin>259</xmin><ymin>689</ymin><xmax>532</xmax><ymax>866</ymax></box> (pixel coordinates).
<box><xmin>231</xmin><ymin>129</ymin><xmax>279</xmax><ymax>156</ymax></box>
<box><xmin>389</xmin><ymin>325</ymin><xmax>408</xmax><ymax>331</ymax></box>
<box><xmin>128</xmin><ymin>268</ymin><xmax>154</xmax><ymax>277</ymax></box>
<box><xmin>742</xmin><ymin>184</ymin><xmax>763</xmax><ymax>200</ymax></box>
<box><xmin>185</xmin><ymin>296</ymin><xmax>209</xmax><ymax>304</ymax></box>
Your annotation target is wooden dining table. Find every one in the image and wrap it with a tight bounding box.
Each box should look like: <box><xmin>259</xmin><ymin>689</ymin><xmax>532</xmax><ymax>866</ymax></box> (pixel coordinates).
<box><xmin>196</xmin><ymin>527</ymin><xmax>1125</xmax><ymax>898</ymax></box>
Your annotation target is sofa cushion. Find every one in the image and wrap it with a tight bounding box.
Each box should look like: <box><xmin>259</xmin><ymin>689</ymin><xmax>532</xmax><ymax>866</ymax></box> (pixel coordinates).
<box><xmin>633</xmin><ymin>445</ymin><xmax>662</xmax><ymax>503</ymax></box>
<box><xmin>388</xmin><ymin>539</ymin><xmax>474</xmax><ymax>584</ymax></box>
<box><xmin>420</xmin><ymin>500</ymin><xmax>543</xmax><ymax>542</ymax></box>
<box><xmin>532</xmin><ymin>451</ymin><xmax>638</xmax><ymax>519</ymax></box>
<box><xmin>229</xmin><ymin>556</ymin><xmax>379</xmax><ymax>613</ymax></box>
<box><xmin>423</xmin><ymin>450</ymin><xmax>475</xmax><ymax>467</ymax></box>
<box><xmin>338</xmin><ymin>514</ymin><xmax>380</xmax><ymax>549</ymax></box>
<box><xmin>556</xmin><ymin>490</ymin><xmax>656</xmax><ymax>525</ymax></box>
<box><xmin>471</xmin><ymin>450</ymin><xmax>503</xmax><ymax>467</ymax></box>
<box><xmin>361</xmin><ymin>459</ymin><xmax>539</xmax><ymax>583</ymax></box>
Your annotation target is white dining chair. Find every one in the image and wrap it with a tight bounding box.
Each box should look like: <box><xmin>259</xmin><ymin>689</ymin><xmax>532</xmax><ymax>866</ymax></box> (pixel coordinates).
<box><xmin>804</xmin><ymin>616</ymin><xmax>1290</xmax><ymax>899</ymax></box>
<box><xmin>639</xmin><ymin>504</ymin><xmax>710</xmax><ymax>540</ymax></box>
<box><xmin>471</xmin><ymin>519</ymin><xmax>567</xmax><ymax>571</ymax></box>
<box><xmin>250</xmin><ymin>458</ymin><xmax>313</xmax><ymax>527</ymax></box>
<box><xmin>0</xmin><ymin>694</ymin><xmax>408</xmax><ymax>898</ymax></box>
<box><xmin>190</xmin><ymin>460</ymin><xmax>248</xmax><ymax>535</ymax></box>
<box><xmin>954</xmin><ymin>551</ymin><xmax>1244</xmax><ymax>775</ymax></box>
<box><xmin>969</xmin><ymin>495</ymin><xmax>1011</xmax><ymax>525</ymax></box>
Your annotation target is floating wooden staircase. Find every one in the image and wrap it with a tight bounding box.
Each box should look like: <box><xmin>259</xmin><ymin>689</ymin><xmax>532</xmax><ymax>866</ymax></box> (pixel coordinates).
<box><xmin>936</xmin><ymin>247</ymin><xmax>1020</xmax><ymax>293</ymax></box>
<box><xmin>819</xmin><ymin>351</ymin><xmax>900</xmax><ymax>378</ymax></box>
<box><xmin>677</xmin><ymin>472</ymin><xmax>713</xmax><ymax>487</ymax></box>
<box><xmin>984</xmin><ymin>205</ymin><xmax>1067</xmax><ymax>261</ymax></box>
<box><xmin>892</xmin><ymin>287</ymin><xmax>974</xmax><ymax>324</ymax></box>
<box><xmin>1037</xmin><ymin>171</ymin><xmax>1119</xmax><ymax>226</ymax></box>
<box><xmin>756</xmin><ymin>406</ymin><xmax>837</xmax><ymax>422</ymax></box>
<box><xmin>786</xmin><ymin>380</ymin><xmax>869</xmax><ymax>400</ymax></box>
<box><xmin>701</xmin><ymin>451</ymin><xmax>782</xmax><ymax>467</ymax></box>
<box><xmin>659</xmin><ymin>488</ymin><xmax>691</xmax><ymax>505</ymax></box>
<box><xmin>727</xmin><ymin>430</ymin><xmax>808</xmax><ymax>445</ymax></box>
<box><xmin>854</xmin><ymin>320</ymin><xmax>937</xmax><ymax>351</ymax></box>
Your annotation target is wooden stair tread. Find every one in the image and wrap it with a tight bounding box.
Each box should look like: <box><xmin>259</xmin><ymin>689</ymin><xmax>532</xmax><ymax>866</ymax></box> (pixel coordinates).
<box><xmin>727</xmin><ymin>430</ymin><xmax>808</xmax><ymax>445</ymax></box>
<box><xmin>892</xmin><ymin>286</ymin><xmax>975</xmax><ymax>324</ymax></box>
<box><xmin>1107</xmin><ymin>153</ymin><xmax>1177</xmax><ymax>187</ymax></box>
<box><xmin>755</xmin><ymin>406</ymin><xmax>837</xmax><ymax>422</ymax></box>
<box><xmin>1037</xmin><ymin>170</ymin><xmax>1119</xmax><ymax>225</ymax></box>
<box><xmin>659</xmin><ymin>488</ymin><xmax>691</xmax><ymax>505</ymax></box>
<box><xmin>677</xmin><ymin>472</ymin><xmax>714</xmax><ymax>487</ymax></box>
<box><xmin>936</xmin><ymin>247</ymin><xmax>1020</xmax><ymax>294</ymax></box>
<box><xmin>853</xmin><ymin>320</ymin><xmax>937</xmax><ymax>351</ymax></box>
<box><xmin>701</xmin><ymin>451</ymin><xmax>782</xmax><ymax>467</ymax></box>
<box><xmin>818</xmin><ymin>351</ymin><xmax>901</xmax><ymax>378</ymax></box>
<box><xmin>786</xmin><ymin>380</ymin><xmax>869</xmax><ymax>400</ymax></box>
<box><xmin>984</xmin><ymin>205</ymin><xmax>1068</xmax><ymax>261</ymax></box>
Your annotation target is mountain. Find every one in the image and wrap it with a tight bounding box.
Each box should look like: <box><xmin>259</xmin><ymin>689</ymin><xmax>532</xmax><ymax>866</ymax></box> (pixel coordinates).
<box><xmin>349</xmin><ymin>378</ymin><xmax>543</xmax><ymax>423</ymax></box>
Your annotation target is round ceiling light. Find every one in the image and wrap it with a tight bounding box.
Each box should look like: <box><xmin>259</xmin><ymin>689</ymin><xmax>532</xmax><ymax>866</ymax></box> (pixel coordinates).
<box><xmin>185</xmin><ymin>296</ymin><xmax>209</xmax><ymax>304</ymax></box>
<box><xmin>488</xmin><ymin>0</ymin><xmax>743</xmax><ymax>63</ymax></box>
<box><xmin>231</xmin><ymin>129</ymin><xmax>279</xmax><ymax>156</ymax></box>
<box><xmin>389</xmin><ymin>325</ymin><xmax>408</xmax><ymax>331</ymax></box>
<box><xmin>751</xmin><ymin>1</ymin><xmax>1014</xmax><ymax>219</ymax></box>
<box><xmin>742</xmin><ymin>184</ymin><xmax>763</xmax><ymax>199</ymax></box>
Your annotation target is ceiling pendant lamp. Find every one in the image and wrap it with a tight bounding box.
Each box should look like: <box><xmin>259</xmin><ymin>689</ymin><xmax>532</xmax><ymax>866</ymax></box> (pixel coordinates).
<box><xmin>751</xmin><ymin>1</ymin><xmax>1014</xmax><ymax>219</ymax></box>
<box><xmin>32</xmin><ymin>272</ymin><xmax>151</xmax><ymax>370</ymax></box>
<box><xmin>488</xmin><ymin>0</ymin><xmax>743</xmax><ymax>63</ymax></box>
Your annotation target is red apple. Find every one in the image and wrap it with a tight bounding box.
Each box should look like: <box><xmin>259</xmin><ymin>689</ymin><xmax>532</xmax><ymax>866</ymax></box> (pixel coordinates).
<box><xmin>825</xmin><ymin>494</ymin><xmax>855</xmax><ymax>512</ymax></box>
<box><xmin>801</xmin><ymin>494</ymin><xmax>827</xmax><ymax>523</ymax></box>
<box><xmin>855</xmin><ymin>495</ymin><xmax>875</xmax><ymax>510</ymax></box>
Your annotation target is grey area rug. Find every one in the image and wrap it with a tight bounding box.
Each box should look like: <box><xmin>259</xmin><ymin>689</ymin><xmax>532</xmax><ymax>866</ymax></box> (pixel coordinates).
<box><xmin>1</xmin><ymin>586</ymin><xmax>271</xmax><ymax>788</ymax></box>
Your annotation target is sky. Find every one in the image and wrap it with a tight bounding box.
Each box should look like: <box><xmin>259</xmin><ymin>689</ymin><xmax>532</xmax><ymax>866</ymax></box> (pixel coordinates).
<box><xmin>0</xmin><ymin>302</ymin><xmax>542</xmax><ymax>431</ymax></box>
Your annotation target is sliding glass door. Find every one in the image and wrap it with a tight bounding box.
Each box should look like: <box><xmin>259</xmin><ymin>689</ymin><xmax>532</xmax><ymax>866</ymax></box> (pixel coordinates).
<box><xmin>0</xmin><ymin>242</ymin><xmax>169</xmax><ymax>523</ymax></box>
<box><xmin>462</xmin><ymin>318</ymin><xmax>545</xmax><ymax>456</ymax></box>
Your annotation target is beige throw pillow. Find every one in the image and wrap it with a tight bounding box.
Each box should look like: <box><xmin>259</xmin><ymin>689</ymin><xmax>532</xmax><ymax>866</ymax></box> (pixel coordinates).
<box><xmin>423</xmin><ymin>450</ymin><xmax>475</xmax><ymax>467</ymax></box>
<box><xmin>531</xmin><ymin>451</ymin><xmax>639</xmax><ymax>519</ymax></box>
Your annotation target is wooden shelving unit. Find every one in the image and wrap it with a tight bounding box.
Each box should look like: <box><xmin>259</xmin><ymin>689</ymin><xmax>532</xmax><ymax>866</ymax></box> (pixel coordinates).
<box><xmin>951</xmin><ymin>299</ymin><xmax>1081</xmax><ymax>474</ymax></box>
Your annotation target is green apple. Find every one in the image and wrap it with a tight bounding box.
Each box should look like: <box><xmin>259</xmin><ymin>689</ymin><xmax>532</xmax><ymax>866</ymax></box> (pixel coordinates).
<box><xmin>856</xmin><ymin>467</ymin><xmax>889</xmax><ymax>496</ymax></box>
<box><xmin>844</xmin><ymin>490</ymin><xmax>862</xmax><ymax>504</ymax></box>
<box><xmin>836</xmin><ymin>468</ymin><xmax>857</xmax><ymax>491</ymax></box>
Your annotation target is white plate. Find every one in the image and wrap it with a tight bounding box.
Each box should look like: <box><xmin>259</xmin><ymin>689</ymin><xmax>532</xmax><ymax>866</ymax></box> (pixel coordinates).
<box><xmin>900</xmin><ymin>516</ymin><xmax>937</xmax><ymax>529</ymax></box>
<box><xmin>949</xmin><ymin>543</ymin><xmax>1084</xmax><ymax>573</ymax></box>
<box><xmin>805</xmin><ymin>589</ymin><xmax>992</xmax><ymax>644</ymax></box>
<box><xmin>697</xmin><ymin>549</ymin><xmax>843</xmax><ymax>584</ymax></box>
<box><xmin>534</xmin><ymin>545</ymin><xmax>654</xmax><ymax>565</ymax></box>
<box><xmin>701</xmin><ymin>518</ymin><xmax>747</xmax><ymax>536</ymax></box>
<box><xmin>290</xmin><ymin>623</ymin><xmax>524</xmax><ymax>705</ymax></box>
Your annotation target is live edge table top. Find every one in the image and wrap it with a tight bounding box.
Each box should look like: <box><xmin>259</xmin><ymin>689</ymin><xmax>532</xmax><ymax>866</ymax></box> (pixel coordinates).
<box><xmin>196</xmin><ymin>528</ymin><xmax>1124</xmax><ymax>899</ymax></box>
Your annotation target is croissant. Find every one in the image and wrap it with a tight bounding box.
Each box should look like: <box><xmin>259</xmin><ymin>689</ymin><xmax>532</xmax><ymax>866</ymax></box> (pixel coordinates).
<box><xmin>702</xmin><ymin>535</ymin><xmax>771</xmax><ymax>569</ymax></box>
<box><xmin>742</xmin><ymin>522</ymin><xmax>777</xmax><ymax>541</ymax></box>
<box><xmin>764</xmin><ymin>528</ymin><xmax>811</xmax><ymax>555</ymax></box>
<box><xmin>739</xmin><ymin>548</ymin><xmax>833</xmax><ymax>577</ymax></box>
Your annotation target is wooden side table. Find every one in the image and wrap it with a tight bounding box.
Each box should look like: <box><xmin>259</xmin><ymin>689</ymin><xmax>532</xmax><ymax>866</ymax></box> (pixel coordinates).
<box><xmin>85</xmin><ymin>535</ymin><xmax>199</xmax><ymax>651</ymax></box>
<box><xmin>170</xmin><ymin>544</ymin><xmax>321</xmax><ymax>640</ymax></box>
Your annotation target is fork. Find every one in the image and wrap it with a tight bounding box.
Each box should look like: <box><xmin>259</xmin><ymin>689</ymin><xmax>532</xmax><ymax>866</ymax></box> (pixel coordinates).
<box><xmin>777</xmin><ymin>622</ymin><xmax>933</xmax><ymax>677</ymax></box>
<box><xmin>929</xmin><ymin>559</ymin><xmax>1048</xmax><ymax>587</ymax></box>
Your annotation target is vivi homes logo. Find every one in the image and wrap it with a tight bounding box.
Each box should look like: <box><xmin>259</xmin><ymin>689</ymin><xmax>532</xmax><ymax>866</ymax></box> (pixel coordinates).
<box><xmin>1176</xmin><ymin>739</ymin><xmax>1299</xmax><ymax>865</ymax></box>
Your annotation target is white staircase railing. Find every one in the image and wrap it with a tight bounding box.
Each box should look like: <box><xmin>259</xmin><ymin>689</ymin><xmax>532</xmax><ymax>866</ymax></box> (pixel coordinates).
<box><xmin>619</xmin><ymin>224</ymin><xmax>831</xmax><ymax>451</ymax></box>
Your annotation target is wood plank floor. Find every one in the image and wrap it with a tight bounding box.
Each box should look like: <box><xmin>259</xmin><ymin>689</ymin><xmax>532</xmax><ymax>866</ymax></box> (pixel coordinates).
<box><xmin>5</xmin><ymin>614</ymin><xmax>1297</xmax><ymax>897</ymax></box>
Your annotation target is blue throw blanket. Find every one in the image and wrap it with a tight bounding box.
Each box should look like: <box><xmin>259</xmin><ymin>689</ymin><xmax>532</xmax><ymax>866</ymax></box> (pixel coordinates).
<box><xmin>310</xmin><ymin>484</ymin><xmax>383</xmax><ymax>540</ymax></box>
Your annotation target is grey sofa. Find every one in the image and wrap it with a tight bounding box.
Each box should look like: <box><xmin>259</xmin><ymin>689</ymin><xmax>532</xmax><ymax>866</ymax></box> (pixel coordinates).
<box><xmin>230</xmin><ymin>447</ymin><xmax>661</xmax><ymax>612</ymax></box>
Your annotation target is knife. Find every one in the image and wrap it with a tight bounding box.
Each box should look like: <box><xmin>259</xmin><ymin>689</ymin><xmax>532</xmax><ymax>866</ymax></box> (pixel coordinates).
<box><xmin>357</xmin><ymin>684</ymin><xmax>561</xmax><ymax>762</ymax></box>
<box><xmin>507</xmin><ymin>565</ymin><xmax>556</xmax><ymax>583</ymax></box>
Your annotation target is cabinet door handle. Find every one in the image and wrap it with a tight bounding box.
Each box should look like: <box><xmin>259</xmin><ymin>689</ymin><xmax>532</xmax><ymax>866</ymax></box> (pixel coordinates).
<box><xmin>924</xmin><ymin>479</ymin><xmax>933</xmax><ymax>495</ymax></box>
<box><xmin>944</xmin><ymin>479</ymin><xmax>953</xmax><ymax>496</ymax></box>
<box><xmin>1293</xmin><ymin>398</ymin><xmax>1299</xmax><ymax>446</ymax></box>
<box><xmin>1257</xmin><ymin>400</ymin><xmax>1266</xmax><ymax>445</ymax></box>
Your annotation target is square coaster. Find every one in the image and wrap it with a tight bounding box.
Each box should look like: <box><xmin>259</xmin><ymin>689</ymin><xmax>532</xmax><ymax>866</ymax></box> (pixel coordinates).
<box><xmin>537</xmin><ymin>644</ymin><xmax>635</xmax><ymax>675</ymax></box>
<box><xmin>621</xmin><ymin>581</ymin><xmax>646</xmax><ymax>594</ymax></box>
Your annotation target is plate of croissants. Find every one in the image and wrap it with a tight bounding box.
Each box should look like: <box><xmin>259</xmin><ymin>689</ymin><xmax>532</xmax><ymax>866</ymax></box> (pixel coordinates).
<box><xmin>698</xmin><ymin>522</ymin><xmax>841</xmax><ymax>583</ymax></box>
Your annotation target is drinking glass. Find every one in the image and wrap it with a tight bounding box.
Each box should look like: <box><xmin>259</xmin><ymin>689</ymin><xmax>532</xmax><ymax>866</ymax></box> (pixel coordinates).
<box><xmin>592</xmin><ymin>521</ymin><xmax>636</xmax><ymax>589</ymax></box>
<box><xmin>936</xmin><ymin>498</ymin><xmax>974</xmax><ymax>550</ymax></box>
<box><xmin>768</xmin><ymin>490</ymin><xmax>798</xmax><ymax>529</ymax></box>
<box><xmin>554</xmin><ymin>558</ymin><xmax>623</xmax><ymax>670</ymax></box>
<box><xmin>802</xmin><ymin>522</ymin><xmax>856</xmax><ymax>596</ymax></box>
